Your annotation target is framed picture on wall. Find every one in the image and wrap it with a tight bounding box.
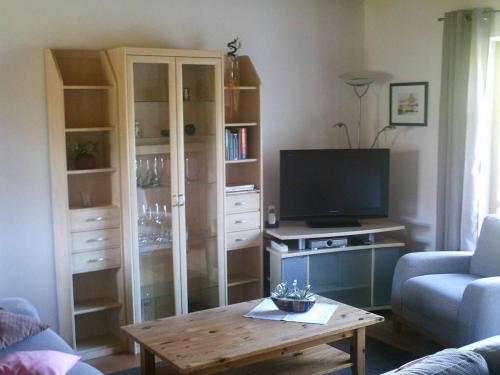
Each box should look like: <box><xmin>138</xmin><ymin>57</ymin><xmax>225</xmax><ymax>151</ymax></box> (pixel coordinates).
<box><xmin>390</xmin><ymin>82</ymin><xmax>428</xmax><ymax>126</ymax></box>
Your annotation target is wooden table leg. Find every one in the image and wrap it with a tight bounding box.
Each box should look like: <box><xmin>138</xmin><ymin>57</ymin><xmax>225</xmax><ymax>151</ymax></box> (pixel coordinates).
<box><xmin>350</xmin><ymin>327</ymin><xmax>366</xmax><ymax>375</ymax></box>
<box><xmin>140</xmin><ymin>345</ymin><xmax>155</xmax><ymax>375</ymax></box>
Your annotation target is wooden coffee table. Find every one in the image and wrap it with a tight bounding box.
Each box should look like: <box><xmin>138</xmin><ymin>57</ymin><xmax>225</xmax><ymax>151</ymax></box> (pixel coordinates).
<box><xmin>122</xmin><ymin>296</ymin><xmax>383</xmax><ymax>375</ymax></box>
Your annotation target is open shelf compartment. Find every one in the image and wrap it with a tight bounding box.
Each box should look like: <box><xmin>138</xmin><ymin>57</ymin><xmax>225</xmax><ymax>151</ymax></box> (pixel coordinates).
<box><xmin>52</xmin><ymin>50</ymin><xmax>112</xmax><ymax>86</ymax></box>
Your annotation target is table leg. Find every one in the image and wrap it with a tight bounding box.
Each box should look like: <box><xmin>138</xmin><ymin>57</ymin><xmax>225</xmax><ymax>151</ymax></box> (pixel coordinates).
<box><xmin>350</xmin><ymin>327</ymin><xmax>366</xmax><ymax>375</ymax></box>
<box><xmin>140</xmin><ymin>345</ymin><xmax>155</xmax><ymax>375</ymax></box>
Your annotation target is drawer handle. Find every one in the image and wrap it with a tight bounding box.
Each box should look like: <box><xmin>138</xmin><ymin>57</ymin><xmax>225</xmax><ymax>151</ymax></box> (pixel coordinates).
<box><xmin>235</xmin><ymin>238</ymin><xmax>247</xmax><ymax>242</ymax></box>
<box><xmin>235</xmin><ymin>219</ymin><xmax>247</xmax><ymax>224</ymax></box>
<box><xmin>234</xmin><ymin>202</ymin><xmax>247</xmax><ymax>206</ymax></box>
<box><xmin>87</xmin><ymin>257</ymin><xmax>106</xmax><ymax>263</ymax></box>
<box><xmin>86</xmin><ymin>216</ymin><xmax>105</xmax><ymax>222</ymax></box>
<box><xmin>87</xmin><ymin>237</ymin><xmax>107</xmax><ymax>243</ymax></box>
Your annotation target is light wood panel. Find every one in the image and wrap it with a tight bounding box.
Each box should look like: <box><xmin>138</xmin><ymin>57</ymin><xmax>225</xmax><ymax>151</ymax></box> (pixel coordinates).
<box><xmin>64</xmin><ymin>90</ymin><xmax>111</xmax><ymax>128</ymax></box>
<box><xmin>45</xmin><ymin>49</ymin><xmax>75</xmax><ymax>345</ymax></box>
<box><xmin>52</xmin><ymin>50</ymin><xmax>109</xmax><ymax>86</ymax></box>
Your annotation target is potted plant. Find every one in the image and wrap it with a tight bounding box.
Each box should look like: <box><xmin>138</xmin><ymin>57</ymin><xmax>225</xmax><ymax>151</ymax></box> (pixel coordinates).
<box><xmin>67</xmin><ymin>141</ymin><xmax>97</xmax><ymax>170</ymax></box>
<box><xmin>271</xmin><ymin>280</ymin><xmax>315</xmax><ymax>313</ymax></box>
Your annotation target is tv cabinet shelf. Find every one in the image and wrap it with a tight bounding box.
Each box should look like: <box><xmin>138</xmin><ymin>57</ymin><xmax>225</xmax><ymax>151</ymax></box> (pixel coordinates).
<box><xmin>266</xmin><ymin>236</ymin><xmax>405</xmax><ymax>258</ymax></box>
<box><xmin>266</xmin><ymin>219</ymin><xmax>405</xmax><ymax>241</ymax></box>
<box><xmin>266</xmin><ymin>219</ymin><xmax>405</xmax><ymax>310</ymax></box>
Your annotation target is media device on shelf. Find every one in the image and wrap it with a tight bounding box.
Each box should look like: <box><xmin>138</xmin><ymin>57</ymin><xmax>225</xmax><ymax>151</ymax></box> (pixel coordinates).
<box><xmin>280</xmin><ymin>149</ymin><xmax>389</xmax><ymax>228</ymax></box>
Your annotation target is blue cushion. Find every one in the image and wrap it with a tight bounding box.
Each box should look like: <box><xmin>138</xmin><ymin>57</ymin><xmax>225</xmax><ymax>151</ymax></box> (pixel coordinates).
<box><xmin>402</xmin><ymin>273</ymin><xmax>480</xmax><ymax>329</ymax></box>
<box><xmin>470</xmin><ymin>215</ymin><xmax>500</xmax><ymax>277</ymax></box>
<box><xmin>0</xmin><ymin>298</ymin><xmax>40</xmax><ymax>320</ymax></box>
<box><xmin>462</xmin><ymin>335</ymin><xmax>500</xmax><ymax>374</ymax></box>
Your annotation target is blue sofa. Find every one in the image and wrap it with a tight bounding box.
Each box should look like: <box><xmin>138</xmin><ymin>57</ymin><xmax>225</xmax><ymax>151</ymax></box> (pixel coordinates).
<box><xmin>392</xmin><ymin>215</ymin><xmax>500</xmax><ymax>346</ymax></box>
<box><xmin>0</xmin><ymin>298</ymin><xmax>102</xmax><ymax>374</ymax></box>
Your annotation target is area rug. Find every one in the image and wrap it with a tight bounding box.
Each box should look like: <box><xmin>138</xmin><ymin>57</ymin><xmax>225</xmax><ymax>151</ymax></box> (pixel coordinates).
<box><xmin>109</xmin><ymin>336</ymin><xmax>417</xmax><ymax>375</ymax></box>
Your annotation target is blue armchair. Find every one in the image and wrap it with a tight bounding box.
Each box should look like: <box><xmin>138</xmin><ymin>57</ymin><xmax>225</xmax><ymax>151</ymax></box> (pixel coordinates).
<box><xmin>392</xmin><ymin>215</ymin><xmax>500</xmax><ymax>346</ymax></box>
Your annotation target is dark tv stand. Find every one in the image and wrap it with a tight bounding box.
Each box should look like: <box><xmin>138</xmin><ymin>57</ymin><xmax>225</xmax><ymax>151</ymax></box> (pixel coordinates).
<box><xmin>306</xmin><ymin>217</ymin><xmax>361</xmax><ymax>228</ymax></box>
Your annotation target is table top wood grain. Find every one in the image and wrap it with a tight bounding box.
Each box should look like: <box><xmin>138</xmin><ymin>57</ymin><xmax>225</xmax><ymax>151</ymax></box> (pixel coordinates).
<box><xmin>122</xmin><ymin>297</ymin><xmax>383</xmax><ymax>374</ymax></box>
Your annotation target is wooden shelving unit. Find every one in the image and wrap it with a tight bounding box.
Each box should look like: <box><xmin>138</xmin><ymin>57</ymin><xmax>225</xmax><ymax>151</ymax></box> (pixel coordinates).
<box><xmin>46</xmin><ymin>49</ymin><xmax>126</xmax><ymax>360</ymax></box>
<box><xmin>225</xmin><ymin>158</ymin><xmax>258</xmax><ymax>164</ymax></box>
<box><xmin>65</xmin><ymin>127</ymin><xmax>114</xmax><ymax>133</ymax></box>
<box><xmin>74</xmin><ymin>297</ymin><xmax>122</xmax><ymax>316</ymax></box>
<box><xmin>224</xmin><ymin>122</ymin><xmax>258</xmax><ymax>127</ymax></box>
<box><xmin>224</xmin><ymin>56</ymin><xmax>263</xmax><ymax>304</ymax></box>
<box><xmin>64</xmin><ymin>85</ymin><xmax>113</xmax><ymax>90</ymax></box>
<box><xmin>66</xmin><ymin>168</ymin><xmax>116</xmax><ymax>175</ymax></box>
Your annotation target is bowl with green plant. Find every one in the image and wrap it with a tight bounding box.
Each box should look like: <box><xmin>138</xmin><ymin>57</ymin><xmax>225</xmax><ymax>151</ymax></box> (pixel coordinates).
<box><xmin>67</xmin><ymin>141</ymin><xmax>98</xmax><ymax>170</ymax></box>
<box><xmin>271</xmin><ymin>280</ymin><xmax>315</xmax><ymax>313</ymax></box>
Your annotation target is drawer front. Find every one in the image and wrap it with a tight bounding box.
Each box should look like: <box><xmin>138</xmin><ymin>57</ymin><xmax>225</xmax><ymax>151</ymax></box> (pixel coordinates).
<box><xmin>72</xmin><ymin>248</ymin><xmax>121</xmax><ymax>274</ymax></box>
<box><xmin>71</xmin><ymin>228</ymin><xmax>121</xmax><ymax>253</ymax></box>
<box><xmin>226</xmin><ymin>229</ymin><xmax>261</xmax><ymax>250</ymax></box>
<box><xmin>226</xmin><ymin>212</ymin><xmax>261</xmax><ymax>233</ymax></box>
<box><xmin>70</xmin><ymin>207</ymin><xmax>120</xmax><ymax>232</ymax></box>
<box><xmin>226</xmin><ymin>193</ymin><xmax>260</xmax><ymax>214</ymax></box>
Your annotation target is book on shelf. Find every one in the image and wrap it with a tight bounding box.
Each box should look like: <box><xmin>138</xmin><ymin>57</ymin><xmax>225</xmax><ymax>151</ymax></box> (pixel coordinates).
<box><xmin>226</xmin><ymin>184</ymin><xmax>255</xmax><ymax>193</ymax></box>
<box><xmin>225</xmin><ymin>127</ymin><xmax>248</xmax><ymax>161</ymax></box>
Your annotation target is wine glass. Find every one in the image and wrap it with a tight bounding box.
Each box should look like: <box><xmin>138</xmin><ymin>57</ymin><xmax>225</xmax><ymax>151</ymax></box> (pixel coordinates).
<box><xmin>152</xmin><ymin>157</ymin><xmax>161</xmax><ymax>187</ymax></box>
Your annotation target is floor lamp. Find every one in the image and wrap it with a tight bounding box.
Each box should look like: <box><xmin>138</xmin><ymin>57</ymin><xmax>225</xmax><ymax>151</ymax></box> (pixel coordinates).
<box><xmin>339</xmin><ymin>72</ymin><xmax>380</xmax><ymax>148</ymax></box>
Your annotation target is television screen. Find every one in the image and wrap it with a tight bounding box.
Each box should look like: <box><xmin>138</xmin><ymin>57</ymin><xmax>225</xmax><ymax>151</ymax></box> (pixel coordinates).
<box><xmin>280</xmin><ymin>149</ymin><xmax>389</xmax><ymax>225</ymax></box>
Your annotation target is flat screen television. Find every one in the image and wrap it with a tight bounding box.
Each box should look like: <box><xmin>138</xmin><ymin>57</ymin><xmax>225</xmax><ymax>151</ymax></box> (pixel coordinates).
<box><xmin>280</xmin><ymin>149</ymin><xmax>390</xmax><ymax>227</ymax></box>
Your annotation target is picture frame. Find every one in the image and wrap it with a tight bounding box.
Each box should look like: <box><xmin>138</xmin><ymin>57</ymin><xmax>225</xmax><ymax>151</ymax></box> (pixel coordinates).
<box><xmin>390</xmin><ymin>82</ymin><xmax>428</xmax><ymax>126</ymax></box>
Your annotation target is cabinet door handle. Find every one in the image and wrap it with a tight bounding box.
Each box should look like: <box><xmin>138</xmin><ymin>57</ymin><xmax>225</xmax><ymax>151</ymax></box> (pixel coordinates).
<box><xmin>235</xmin><ymin>202</ymin><xmax>247</xmax><ymax>206</ymax></box>
<box><xmin>87</xmin><ymin>237</ymin><xmax>106</xmax><ymax>243</ymax></box>
<box><xmin>87</xmin><ymin>257</ymin><xmax>106</xmax><ymax>263</ymax></box>
<box><xmin>235</xmin><ymin>238</ymin><xmax>247</xmax><ymax>242</ymax></box>
<box><xmin>235</xmin><ymin>219</ymin><xmax>247</xmax><ymax>224</ymax></box>
<box><xmin>86</xmin><ymin>216</ymin><xmax>104</xmax><ymax>222</ymax></box>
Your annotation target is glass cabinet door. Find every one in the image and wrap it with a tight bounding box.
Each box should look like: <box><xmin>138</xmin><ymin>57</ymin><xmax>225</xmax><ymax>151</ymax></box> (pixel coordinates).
<box><xmin>176</xmin><ymin>59</ymin><xmax>223</xmax><ymax>312</ymax></box>
<box><xmin>129</xmin><ymin>57</ymin><xmax>181</xmax><ymax>321</ymax></box>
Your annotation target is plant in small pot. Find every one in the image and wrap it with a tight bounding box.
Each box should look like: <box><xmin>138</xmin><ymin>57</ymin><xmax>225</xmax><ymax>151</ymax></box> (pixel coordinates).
<box><xmin>271</xmin><ymin>280</ymin><xmax>315</xmax><ymax>313</ymax></box>
<box><xmin>67</xmin><ymin>141</ymin><xmax>98</xmax><ymax>170</ymax></box>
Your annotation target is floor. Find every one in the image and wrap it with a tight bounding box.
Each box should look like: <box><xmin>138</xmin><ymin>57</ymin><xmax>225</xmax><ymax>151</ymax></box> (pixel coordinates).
<box><xmin>86</xmin><ymin>311</ymin><xmax>442</xmax><ymax>374</ymax></box>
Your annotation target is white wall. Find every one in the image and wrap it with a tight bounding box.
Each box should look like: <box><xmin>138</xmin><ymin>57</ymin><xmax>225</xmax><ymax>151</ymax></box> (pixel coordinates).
<box><xmin>363</xmin><ymin>0</ymin><xmax>500</xmax><ymax>251</ymax></box>
<box><xmin>0</xmin><ymin>0</ymin><xmax>364</xmax><ymax>330</ymax></box>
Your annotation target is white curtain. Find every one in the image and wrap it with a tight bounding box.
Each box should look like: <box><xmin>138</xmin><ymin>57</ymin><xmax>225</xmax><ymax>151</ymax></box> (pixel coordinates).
<box><xmin>437</xmin><ymin>8</ymin><xmax>495</xmax><ymax>251</ymax></box>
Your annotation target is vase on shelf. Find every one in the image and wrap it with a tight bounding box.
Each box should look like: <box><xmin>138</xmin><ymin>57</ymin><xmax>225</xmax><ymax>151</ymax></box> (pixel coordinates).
<box><xmin>75</xmin><ymin>153</ymin><xmax>96</xmax><ymax>170</ymax></box>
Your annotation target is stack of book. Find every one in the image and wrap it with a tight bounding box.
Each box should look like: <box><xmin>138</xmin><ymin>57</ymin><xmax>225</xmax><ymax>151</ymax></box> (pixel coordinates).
<box><xmin>225</xmin><ymin>127</ymin><xmax>248</xmax><ymax>160</ymax></box>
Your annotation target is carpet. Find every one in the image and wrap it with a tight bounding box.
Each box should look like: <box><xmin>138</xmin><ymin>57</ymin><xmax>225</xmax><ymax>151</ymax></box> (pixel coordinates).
<box><xmin>109</xmin><ymin>336</ymin><xmax>417</xmax><ymax>375</ymax></box>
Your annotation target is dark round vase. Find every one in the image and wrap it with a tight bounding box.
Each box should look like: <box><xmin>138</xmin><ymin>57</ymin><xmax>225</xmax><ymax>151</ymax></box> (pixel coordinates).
<box><xmin>75</xmin><ymin>154</ymin><xmax>96</xmax><ymax>170</ymax></box>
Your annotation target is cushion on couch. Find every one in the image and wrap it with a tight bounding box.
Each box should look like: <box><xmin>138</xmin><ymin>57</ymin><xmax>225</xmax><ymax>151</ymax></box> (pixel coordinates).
<box><xmin>0</xmin><ymin>309</ymin><xmax>48</xmax><ymax>350</ymax></box>
<box><xmin>392</xmin><ymin>349</ymin><xmax>488</xmax><ymax>374</ymax></box>
<box><xmin>0</xmin><ymin>350</ymin><xmax>80</xmax><ymax>375</ymax></box>
<box><xmin>461</xmin><ymin>335</ymin><xmax>500</xmax><ymax>374</ymax></box>
<box><xmin>470</xmin><ymin>215</ymin><xmax>500</xmax><ymax>277</ymax></box>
